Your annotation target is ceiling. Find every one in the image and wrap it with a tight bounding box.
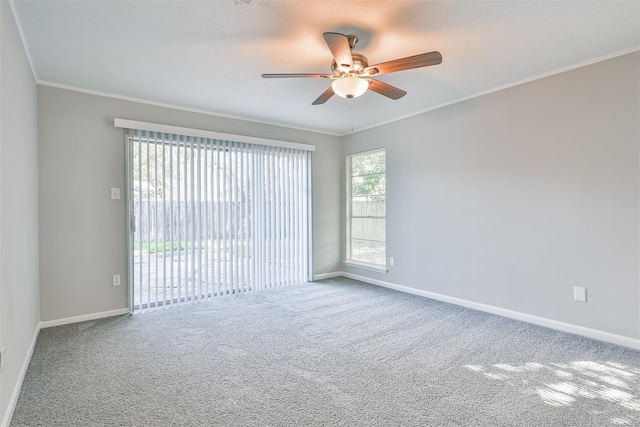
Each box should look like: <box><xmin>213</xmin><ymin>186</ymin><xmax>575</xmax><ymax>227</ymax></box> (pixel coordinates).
<box><xmin>11</xmin><ymin>0</ymin><xmax>640</xmax><ymax>135</ymax></box>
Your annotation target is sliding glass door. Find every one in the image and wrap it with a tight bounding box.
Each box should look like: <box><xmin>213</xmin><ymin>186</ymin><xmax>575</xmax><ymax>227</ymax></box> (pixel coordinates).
<box><xmin>126</xmin><ymin>130</ymin><xmax>311</xmax><ymax>311</ymax></box>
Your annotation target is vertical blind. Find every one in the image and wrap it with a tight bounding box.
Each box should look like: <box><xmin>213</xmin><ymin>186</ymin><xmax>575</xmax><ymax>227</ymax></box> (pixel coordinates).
<box><xmin>126</xmin><ymin>129</ymin><xmax>312</xmax><ymax>311</ymax></box>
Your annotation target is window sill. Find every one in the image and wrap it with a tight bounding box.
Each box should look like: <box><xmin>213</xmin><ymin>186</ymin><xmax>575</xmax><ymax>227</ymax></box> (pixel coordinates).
<box><xmin>343</xmin><ymin>260</ymin><xmax>388</xmax><ymax>274</ymax></box>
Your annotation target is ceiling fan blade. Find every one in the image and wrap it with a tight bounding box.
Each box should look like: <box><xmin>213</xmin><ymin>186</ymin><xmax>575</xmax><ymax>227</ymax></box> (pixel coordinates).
<box><xmin>312</xmin><ymin>86</ymin><xmax>335</xmax><ymax>105</ymax></box>
<box><xmin>262</xmin><ymin>73</ymin><xmax>332</xmax><ymax>79</ymax></box>
<box><xmin>365</xmin><ymin>51</ymin><xmax>442</xmax><ymax>76</ymax></box>
<box><xmin>323</xmin><ymin>32</ymin><xmax>353</xmax><ymax>71</ymax></box>
<box><xmin>366</xmin><ymin>78</ymin><xmax>406</xmax><ymax>100</ymax></box>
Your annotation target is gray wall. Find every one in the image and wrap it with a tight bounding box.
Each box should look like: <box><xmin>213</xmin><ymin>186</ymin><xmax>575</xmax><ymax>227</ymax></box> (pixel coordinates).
<box><xmin>38</xmin><ymin>86</ymin><xmax>342</xmax><ymax>322</ymax></box>
<box><xmin>0</xmin><ymin>0</ymin><xmax>41</xmax><ymax>421</ymax></box>
<box><xmin>343</xmin><ymin>52</ymin><xmax>640</xmax><ymax>340</ymax></box>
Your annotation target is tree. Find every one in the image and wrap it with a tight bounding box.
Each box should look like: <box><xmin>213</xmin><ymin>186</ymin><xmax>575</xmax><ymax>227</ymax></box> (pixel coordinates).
<box><xmin>351</xmin><ymin>150</ymin><xmax>385</xmax><ymax>202</ymax></box>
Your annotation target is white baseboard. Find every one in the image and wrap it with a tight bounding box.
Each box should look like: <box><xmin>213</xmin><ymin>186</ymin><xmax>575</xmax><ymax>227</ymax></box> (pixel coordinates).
<box><xmin>337</xmin><ymin>271</ymin><xmax>640</xmax><ymax>350</ymax></box>
<box><xmin>1</xmin><ymin>323</ymin><xmax>40</xmax><ymax>427</ymax></box>
<box><xmin>313</xmin><ymin>271</ymin><xmax>344</xmax><ymax>281</ymax></box>
<box><xmin>40</xmin><ymin>308</ymin><xmax>130</xmax><ymax>329</ymax></box>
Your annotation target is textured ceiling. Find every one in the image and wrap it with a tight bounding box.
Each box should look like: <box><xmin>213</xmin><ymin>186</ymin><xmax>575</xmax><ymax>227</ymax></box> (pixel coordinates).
<box><xmin>11</xmin><ymin>0</ymin><xmax>640</xmax><ymax>135</ymax></box>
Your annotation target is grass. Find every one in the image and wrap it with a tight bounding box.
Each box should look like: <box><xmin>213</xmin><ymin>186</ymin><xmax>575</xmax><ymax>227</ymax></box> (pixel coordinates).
<box><xmin>134</xmin><ymin>239</ymin><xmax>250</xmax><ymax>255</ymax></box>
<box><xmin>134</xmin><ymin>241</ymin><xmax>186</xmax><ymax>254</ymax></box>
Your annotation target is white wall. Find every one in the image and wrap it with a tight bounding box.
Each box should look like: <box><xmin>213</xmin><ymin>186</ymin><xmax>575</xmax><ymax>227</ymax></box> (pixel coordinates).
<box><xmin>343</xmin><ymin>52</ymin><xmax>640</xmax><ymax>341</ymax></box>
<box><xmin>37</xmin><ymin>86</ymin><xmax>342</xmax><ymax>322</ymax></box>
<box><xmin>0</xmin><ymin>0</ymin><xmax>40</xmax><ymax>422</ymax></box>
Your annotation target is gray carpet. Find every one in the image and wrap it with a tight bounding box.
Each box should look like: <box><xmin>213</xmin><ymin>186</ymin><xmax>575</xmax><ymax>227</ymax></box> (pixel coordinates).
<box><xmin>10</xmin><ymin>278</ymin><xmax>640</xmax><ymax>426</ymax></box>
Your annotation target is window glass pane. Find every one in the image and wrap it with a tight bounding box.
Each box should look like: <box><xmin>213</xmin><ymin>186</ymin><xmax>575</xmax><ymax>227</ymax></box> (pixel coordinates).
<box><xmin>351</xmin><ymin>218</ymin><xmax>385</xmax><ymax>242</ymax></box>
<box><xmin>351</xmin><ymin>174</ymin><xmax>385</xmax><ymax>197</ymax></box>
<box><xmin>351</xmin><ymin>239</ymin><xmax>385</xmax><ymax>266</ymax></box>
<box><xmin>352</xmin><ymin>151</ymin><xmax>385</xmax><ymax>176</ymax></box>
<box><xmin>352</xmin><ymin>196</ymin><xmax>386</xmax><ymax>217</ymax></box>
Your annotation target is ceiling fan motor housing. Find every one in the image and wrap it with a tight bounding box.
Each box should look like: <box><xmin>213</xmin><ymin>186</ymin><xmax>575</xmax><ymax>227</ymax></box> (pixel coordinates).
<box><xmin>332</xmin><ymin>53</ymin><xmax>369</xmax><ymax>75</ymax></box>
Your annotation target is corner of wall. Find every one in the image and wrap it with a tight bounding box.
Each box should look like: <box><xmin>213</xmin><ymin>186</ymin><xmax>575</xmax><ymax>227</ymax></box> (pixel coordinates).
<box><xmin>0</xmin><ymin>325</ymin><xmax>40</xmax><ymax>427</ymax></box>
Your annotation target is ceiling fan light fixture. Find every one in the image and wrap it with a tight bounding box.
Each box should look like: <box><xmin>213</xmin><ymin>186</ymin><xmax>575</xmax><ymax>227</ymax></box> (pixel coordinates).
<box><xmin>331</xmin><ymin>75</ymin><xmax>369</xmax><ymax>99</ymax></box>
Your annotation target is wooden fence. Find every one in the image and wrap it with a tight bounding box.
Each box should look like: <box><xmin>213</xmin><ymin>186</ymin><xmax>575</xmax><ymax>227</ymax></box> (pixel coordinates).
<box><xmin>134</xmin><ymin>200</ymin><xmax>248</xmax><ymax>244</ymax></box>
<box><xmin>134</xmin><ymin>200</ymin><xmax>385</xmax><ymax>244</ymax></box>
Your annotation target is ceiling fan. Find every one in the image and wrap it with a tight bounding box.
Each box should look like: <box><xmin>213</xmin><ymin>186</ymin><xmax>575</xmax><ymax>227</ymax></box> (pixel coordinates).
<box><xmin>262</xmin><ymin>32</ymin><xmax>442</xmax><ymax>105</ymax></box>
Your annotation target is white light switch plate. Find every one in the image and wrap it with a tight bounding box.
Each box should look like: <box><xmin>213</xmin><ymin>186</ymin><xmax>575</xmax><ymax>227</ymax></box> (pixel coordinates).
<box><xmin>111</xmin><ymin>188</ymin><xmax>120</xmax><ymax>200</ymax></box>
<box><xmin>573</xmin><ymin>287</ymin><xmax>587</xmax><ymax>302</ymax></box>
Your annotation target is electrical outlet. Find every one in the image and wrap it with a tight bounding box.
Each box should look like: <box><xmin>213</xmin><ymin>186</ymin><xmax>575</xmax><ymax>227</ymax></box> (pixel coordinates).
<box><xmin>574</xmin><ymin>287</ymin><xmax>587</xmax><ymax>302</ymax></box>
<box><xmin>389</xmin><ymin>257</ymin><xmax>395</xmax><ymax>266</ymax></box>
<box><xmin>112</xmin><ymin>274</ymin><xmax>121</xmax><ymax>286</ymax></box>
<box><xmin>0</xmin><ymin>347</ymin><xmax>6</xmax><ymax>374</ymax></box>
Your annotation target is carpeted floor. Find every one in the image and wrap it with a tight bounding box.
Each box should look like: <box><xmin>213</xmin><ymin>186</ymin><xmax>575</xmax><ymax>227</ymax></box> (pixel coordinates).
<box><xmin>10</xmin><ymin>278</ymin><xmax>640</xmax><ymax>426</ymax></box>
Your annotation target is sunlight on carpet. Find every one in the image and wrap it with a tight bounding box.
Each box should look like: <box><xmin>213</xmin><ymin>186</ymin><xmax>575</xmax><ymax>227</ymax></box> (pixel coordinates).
<box><xmin>464</xmin><ymin>360</ymin><xmax>639</xmax><ymax>425</ymax></box>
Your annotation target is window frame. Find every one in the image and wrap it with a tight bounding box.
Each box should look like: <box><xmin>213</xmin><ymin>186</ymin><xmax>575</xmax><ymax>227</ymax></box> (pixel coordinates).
<box><xmin>345</xmin><ymin>148</ymin><xmax>387</xmax><ymax>273</ymax></box>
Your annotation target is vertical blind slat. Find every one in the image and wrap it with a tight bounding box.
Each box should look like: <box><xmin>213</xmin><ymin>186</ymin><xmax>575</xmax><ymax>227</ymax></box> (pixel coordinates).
<box><xmin>230</xmin><ymin>140</ymin><xmax>235</xmax><ymax>294</ymax></box>
<box><xmin>286</xmin><ymin>153</ymin><xmax>292</xmax><ymax>285</ymax></box>
<box><xmin>233</xmin><ymin>142</ymin><xmax>239</xmax><ymax>294</ymax></box>
<box><xmin>293</xmin><ymin>151</ymin><xmax>300</xmax><ymax>283</ymax></box>
<box><xmin>153</xmin><ymin>136</ymin><xmax>159</xmax><ymax>307</ymax></box>
<box><xmin>302</xmin><ymin>151</ymin><xmax>307</xmax><ymax>281</ymax></box>
<box><xmin>211</xmin><ymin>141</ymin><xmax>215</xmax><ymax>296</ymax></box>
<box><xmin>203</xmin><ymin>139</ymin><xmax>209</xmax><ymax>300</ymax></box>
<box><xmin>222</xmin><ymin>140</ymin><xmax>228</xmax><ymax>295</ymax></box>
<box><xmin>169</xmin><ymin>135</ymin><xmax>175</xmax><ymax>306</ymax></box>
<box><xmin>270</xmin><ymin>147</ymin><xmax>276</xmax><ymax>288</ymax></box>
<box><xmin>251</xmin><ymin>148</ymin><xmax>258</xmax><ymax>291</ymax></box>
<box><xmin>182</xmin><ymin>136</ymin><xmax>188</xmax><ymax>302</ymax></box>
<box><xmin>264</xmin><ymin>148</ymin><xmax>270</xmax><ymax>289</ymax></box>
<box><xmin>161</xmin><ymin>134</ymin><xmax>167</xmax><ymax>306</ymax></box>
<box><xmin>189</xmin><ymin>137</ymin><xmax>193</xmax><ymax>297</ymax></box>
<box><xmin>137</xmin><ymin>132</ymin><xmax>143</xmax><ymax>309</ymax></box>
<box><xmin>175</xmin><ymin>137</ymin><xmax>183</xmax><ymax>302</ymax></box>
<box><xmin>215</xmin><ymin>141</ymin><xmax>222</xmax><ymax>296</ymax></box>
<box><xmin>146</xmin><ymin>131</ymin><xmax>152</xmax><ymax>308</ymax></box>
<box><xmin>276</xmin><ymin>147</ymin><xmax>282</xmax><ymax>287</ymax></box>
<box><xmin>196</xmin><ymin>138</ymin><xmax>202</xmax><ymax>300</ymax></box>
<box><xmin>239</xmin><ymin>145</ymin><xmax>244</xmax><ymax>292</ymax></box>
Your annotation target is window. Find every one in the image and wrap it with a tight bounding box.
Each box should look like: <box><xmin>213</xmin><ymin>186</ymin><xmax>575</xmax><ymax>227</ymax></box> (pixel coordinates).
<box><xmin>346</xmin><ymin>149</ymin><xmax>386</xmax><ymax>271</ymax></box>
